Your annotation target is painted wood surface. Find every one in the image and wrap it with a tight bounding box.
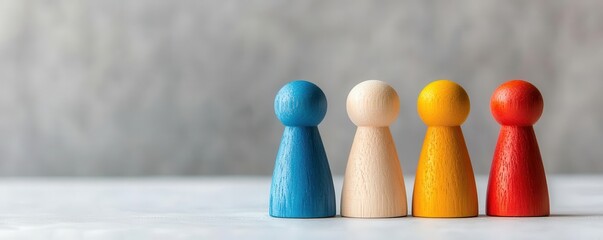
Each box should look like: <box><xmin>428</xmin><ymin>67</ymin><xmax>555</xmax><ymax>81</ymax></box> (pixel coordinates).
<box><xmin>341</xmin><ymin>80</ymin><xmax>407</xmax><ymax>218</ymax></box>
<box><xmin>270</xmin><ymin>80</ymin><xmax>336</xmax><ymax>218</ymax></box>
<box><xmin>412</xmin><ymin>80</ymin><xmax>478</xmax><ymax>218</ymax></box>
<box><xmin>487</xmin><ymin>80</ymin><xmax>549</xmax><ymax>217</ymax></box>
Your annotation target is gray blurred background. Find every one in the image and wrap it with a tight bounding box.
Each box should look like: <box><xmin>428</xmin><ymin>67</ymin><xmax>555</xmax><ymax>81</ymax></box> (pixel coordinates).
<box><xmin>0</xmin><ymin>0</ymin><xmax>601</xmax><ymax>176</ymax></box>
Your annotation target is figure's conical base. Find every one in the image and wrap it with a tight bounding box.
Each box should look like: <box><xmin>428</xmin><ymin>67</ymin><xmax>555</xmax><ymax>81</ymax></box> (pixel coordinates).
<box><xmin>341</xmin><ymin>127</ymin><xmax>407</xmax><ymax>218</ymax></box>
<box><xmin>412</xmin><ymin>126</ymin><xmax>478</xmax><ymax>218</ymax></box>
<box><xmin>270</xmin><ymin>126</ymin><xmax>336</xmax><ymax>218</ymax></box>
<box><xmin>486</xmin><ymin>126</ymin><xmax>549</xmax><ymax>217</ymax></box>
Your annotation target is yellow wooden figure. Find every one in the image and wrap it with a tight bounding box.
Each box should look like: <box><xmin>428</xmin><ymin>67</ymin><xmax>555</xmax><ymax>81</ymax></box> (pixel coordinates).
<box><xmin>412</xmin><ymin>80</ymin><xmax>478</xmax><ymax>218</ymax></box>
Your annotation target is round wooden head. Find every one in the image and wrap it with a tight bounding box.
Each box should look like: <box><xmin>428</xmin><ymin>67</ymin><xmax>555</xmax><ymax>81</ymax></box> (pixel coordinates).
<box><xmin>346</xmin><ymin>80</ymin><xmax>400</xmax><ymax>127</ymax></box>
<box><xmin>274</xmin><ymin>80</ymin><xmax>327</xmax><ymax>126</ymax></box>
<box><xmin>491</xmin><ymin>80</ymin><xmax>543</xmax><ymax>126</ymax></box>
<box><xmin>417</xmin><ymin>80</ymin><xmax>470</xmax><ymax>126</ymax></box>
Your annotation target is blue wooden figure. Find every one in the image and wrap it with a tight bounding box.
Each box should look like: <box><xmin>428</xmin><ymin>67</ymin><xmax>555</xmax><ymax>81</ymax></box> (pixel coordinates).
<box><xmin>270</xmin><ymin>80</ymin><xmax>336</xmax><ymax>218</ymax></box>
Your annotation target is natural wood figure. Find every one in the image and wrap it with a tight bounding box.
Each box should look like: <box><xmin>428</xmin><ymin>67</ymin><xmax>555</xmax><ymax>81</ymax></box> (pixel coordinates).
<box><xmin>270</xmin><ymin>80</ymin><xmax>336</xmax><ymax>218</ymax></box>
<box><xmin>486</xmin><ymin>80</ymin><xmax>550</xmax><ymax>217</ymax></box>
<box><xmin>412</xmin><ymin>80</ymin><xmax>478</xmax><ymax>218</ymax></box>
<box><xmin>341</xmin><ymin>80</ymin><xmax>407</xmax><ymax>218</ymax></box>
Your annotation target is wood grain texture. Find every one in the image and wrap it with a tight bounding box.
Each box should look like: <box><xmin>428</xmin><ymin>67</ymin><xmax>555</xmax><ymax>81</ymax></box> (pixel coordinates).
<box><xmin>487</xmin><ymin>80</ymin><xmax>549</xmax><ymax>217</ymax></box>
<box><xmin>341</xmin><ymin>127</ymin><xmax>407</xmax><ymax>218</ymax></box>
<box><xmin>486</xmin><ymin>126</ymin><xmax>549</xmax><ymax>216</ymax></box>
<box><xmin>412</xmin><ymin>80</ymin><xmax>478</xmax><ymax>218</ymax></box>
<box><xmin>341</xmin><ymin>80</ymin><xmax>407</xmax><ymax>218</ymax></box>
<box><xmin>412</xmin><ymin>126</ymin><xmax>478</xmax><ymax>217</ymax></box>
<box><xmin>270</xmin><ymin>126</ymin><xmax>336</xmax><ymax>218</ymax></box>
<box><xmin>270</xmin><ymin>81</ymin><xmax>336</xmax><ymax>218</ymax></box>
<box><xmin>345</xmin><ymin>80</ymin><xmax>400</xmax><ymax>127</ymax></box>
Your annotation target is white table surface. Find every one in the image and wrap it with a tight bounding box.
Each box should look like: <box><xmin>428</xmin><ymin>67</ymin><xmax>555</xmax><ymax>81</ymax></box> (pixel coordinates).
<box><xmin>0</xmin><ymin>176</ymin><xmax>601</xmax><ymax>239</ymax></box>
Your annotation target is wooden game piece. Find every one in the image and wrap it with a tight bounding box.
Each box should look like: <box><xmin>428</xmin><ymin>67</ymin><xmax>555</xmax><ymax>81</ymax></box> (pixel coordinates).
<box><xmin>412</xmin><ymin>80</ymin><xmax>478</xmax><ymax>218</ymax></box>
<box><xmin>486</xmin><ymin>80</ymin><xmax>550</xmax><ymax>217</ymax></box>
<box><xmin>341</xmin><ymin>80</ymin><xmax>407</xmax><ymax>218</ymax></box>
<box><xmin>270</xmin><ymin>80</ymin><xmax>336</xmax><ymax>218</ymax></box>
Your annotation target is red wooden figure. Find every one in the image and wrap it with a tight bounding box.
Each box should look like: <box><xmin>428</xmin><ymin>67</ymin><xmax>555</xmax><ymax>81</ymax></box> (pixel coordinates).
<box><xmin>486</xmin><ymin>80</ymin><xmax>550</xmax><ymax>217</ymax></box>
